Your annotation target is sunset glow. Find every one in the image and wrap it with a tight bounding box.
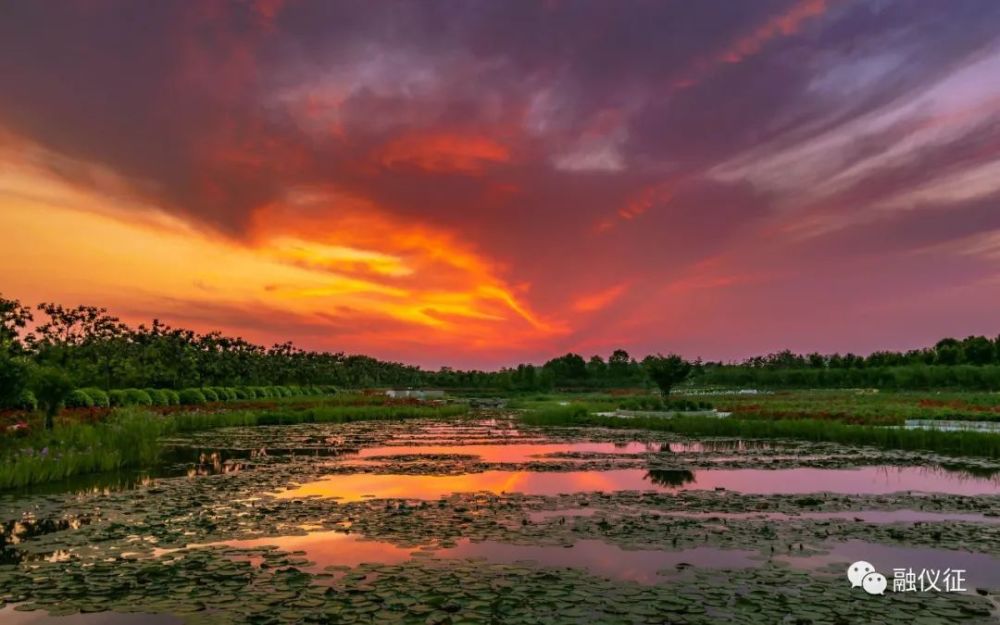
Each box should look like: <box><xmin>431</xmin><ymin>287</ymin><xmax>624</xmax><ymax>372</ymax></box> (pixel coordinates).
<box><xmin>3</xmin><ymin>1</ymin><xmax>999</xmax><ymax>367</ymax></box>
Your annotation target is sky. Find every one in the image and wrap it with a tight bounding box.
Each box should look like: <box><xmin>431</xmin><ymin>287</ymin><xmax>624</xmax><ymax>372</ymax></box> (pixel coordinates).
<box><xmin>2</xmin><ymin>0</ymin><xmax>1000</xmax><ymax>369</ymax></box>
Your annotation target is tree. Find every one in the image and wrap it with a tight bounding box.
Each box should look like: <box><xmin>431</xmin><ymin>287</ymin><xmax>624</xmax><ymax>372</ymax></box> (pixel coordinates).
<box><xmin>586</xmin><ymin>355</ymin><xmax>607</xmax><ymax>382</ymax></box>
<box><xmin>0</xmin><ymin>294</ymin><xmax>33</xmax><ymax>354</ymax></box>
<box><xmin>608</xmin><ymin>349</ymin><xmax>632</xmax><ymax>384</ymax></box>
<box><xmin>0</xmin><ymin>352</ymin><xmax>32</xmax><ymax>408</ymax></box>
<box><xmin>642</xmin><ymin>354</ymin><xmax>692</xmax><ymax>396</ymax></box>
<box><xmin>31</xmin><ymin>366</ymin><xmax>75</xmax><ymax>429</ymax></box>
<box><xmin>542</xmin><ymin>353</ymin><xmax>588</xmax><ymax>387</ymax></box>
<box><xmin>934</xmin><ymin>338</ymin><xmax>962</xmax><ymax>366</ymax></box>
<box><xmin>961</xmin><ymin>336</ymin><xmax>995</xmax><ymax>366</ymax></box>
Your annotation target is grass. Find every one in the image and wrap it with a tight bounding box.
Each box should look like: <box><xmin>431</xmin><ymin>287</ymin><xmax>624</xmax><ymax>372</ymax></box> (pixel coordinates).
<box><xmin>520</xmin><ymin>406</ymin><xmax>1000</xmax><ymax>459</ymax></box>
<box><xmin>691</xmin><ymin>389</ymin><xmax>1000</xmax><ymax>425</ymax></box>
<box><xmin>0</xmin><ymin>410</ymin><xmax>161</xmax><ymax>489</ymax></box>
<box><xmin>166</xmin><ymin>403</ymin><xmax>467</xmax><ymax>432</ymax></box>
<box><xmin>0</xmin><ymin>401</ymin><xmax>468</xmax><ymax>490</ymax></box>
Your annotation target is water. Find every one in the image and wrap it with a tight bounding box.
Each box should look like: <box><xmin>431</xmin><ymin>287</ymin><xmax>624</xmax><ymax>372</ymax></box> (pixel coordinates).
<box><xmin>3</xmin><ymin>418</ymin><xmax>998</xmax><ymax>624</ymax></box>
<box><xmin>173</xmin><ymin>531</ymin><xmax>762</xmax><ymax>584</ymax></box>
<box><xmin>354</xmin><ymin>440</ymin><xmax>777</xmax><ymax>462</ymax></box>
<box><xmin>277</xmin><ymin>466</ymin><xmax>1000</xmax><ymax>501</ymax></box>
<box><xmin>779</xmin><ymin>540</ymin><xmax>1000</xmax><ymax>589</ymax></box>
<box><xmin>0</xmin><ymin>611</ymin><xmax>180</xmax><ymax>625</ymax></box>
<box><xmin>527</xmin><ymin>508</ymin><xmax>1000</xmax><ymax>524</ymax></box>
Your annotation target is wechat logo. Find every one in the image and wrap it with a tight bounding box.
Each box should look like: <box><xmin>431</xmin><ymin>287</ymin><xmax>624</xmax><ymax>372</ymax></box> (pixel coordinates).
<box><xmin>848</xmin><ymin>561</ymin><xmax>887</xmax><ymax>595</ymax></box>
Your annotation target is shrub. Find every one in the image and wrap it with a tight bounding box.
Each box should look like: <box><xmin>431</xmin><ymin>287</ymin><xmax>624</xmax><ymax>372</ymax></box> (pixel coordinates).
<box><xmin>233</xmin><ymin>387</ymin><xmax>250</xmax><ymax>400</ymax></box>
<box><xmin>144</xmin><ymin>388</ymin><xmax>168</xmax><ymax>406</ymax></box>
<box><xmin>201</xmin><ymin>388</ymin><xmax>219</xmax><ymax>402</ymax></box>
<box><xmin>275</xmin><ymin>386</ymin><xmax>292</xmax><ymax>397</ymax></box>
<box><xmin>255</xmin><ymin>386</ymin><xmax>272</xmax><ymax>398</ymax></box>
<box><xmin>31</xmin><ymin>366</ymin><xmax>75</xmax><ymax>421</ymax></box>
<box><xmin>65</xmin><ymin>389</ymin><xmax>95</xmax><ymax>408</ymax></box>
<box><xmin>225</xmin><ymin>387</ymin><xmax>239</xmax><ymax>400</ymax></box>
<box><xmin>124</xmin><ymin>389</ymin><xmax>152</xmax><ymax>406</ymax></box>
<box><xmin>179</xmin><ymin>388</ymin><xmax>207</xmax><ymax>405</ymax></box>
<box><xmin>162</xmin><ymin>389</ymin><xmax>180</xmax><ymax>405</ymax></box>
<box><xmin>13</xmin><ymin>389</ymin><xmax>37</xmax><ymax>411</ymax></box>
<box><xmin>81</xmin><ymin>387</ymin><xmax>110</xmax><ymax>408</ymax></box>
<box><xmin>109</xmin><ymin>390</ymin><xmax>128</xmax><ymax>407</ymax></box>
<box><xmin>211</xmin><ymin>387</ymin><xmax>234</xmax><ymax>401</ymax></box>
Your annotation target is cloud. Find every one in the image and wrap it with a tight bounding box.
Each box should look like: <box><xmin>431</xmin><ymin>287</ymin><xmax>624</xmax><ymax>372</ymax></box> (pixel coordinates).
<box><xmin>572</xmin><ymin>284</ymin><xmax>629</xmax><ymax>313</ymax></box>
<box><xmin>2</xmin><ymin>1</ymin><xmax>1000</xmax><ymax>366</ymax></box>
<box><xmin>377</xmin><ymin>132</ymin><xmax>510</xmax><ymax>174</ymax></box>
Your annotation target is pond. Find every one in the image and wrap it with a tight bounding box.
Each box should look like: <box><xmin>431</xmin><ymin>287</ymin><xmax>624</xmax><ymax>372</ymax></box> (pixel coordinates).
<box><xmin>1</xmin><ymin>416</ymin><xmax>998</xmax><ymax>624</ymax></box>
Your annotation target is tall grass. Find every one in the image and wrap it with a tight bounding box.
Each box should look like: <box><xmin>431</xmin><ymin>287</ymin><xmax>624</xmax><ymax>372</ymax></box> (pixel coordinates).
<box><xmin>0</xmin><ymin>403</ymin><xmax>468</xmax><ymax>490</ymax></box>
<box><xmin>520</xmin><ymin>408</ymin><xmax>1000</xmax><ymax>459</ymax></box>
<box><xmin>165</xmin><ymin>403</ymin><xmax>467</xmax><ymax>432</ymax></box>
<box><xmin>0</xmin><ymin>410</ymin><xmax>161</xmax><ymax>489</ymax></box>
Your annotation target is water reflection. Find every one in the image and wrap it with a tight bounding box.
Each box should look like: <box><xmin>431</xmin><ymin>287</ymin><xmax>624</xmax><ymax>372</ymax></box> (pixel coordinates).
<box><xmin>1</xmin><ymin>516</ymin><xmax>91</xmax><ymax>564</ymax></box>
<box><xmin>356</xmin><ymin>442</ymin><xmax>665</xmax><ymax>463</ymax></box>
<box><xmin>202</xmin><ymin>532</ymin><xmax>760</xmax><ymax>584</ymax></box>
<box><xmin>0</xmin><ymin>609</ymin><xmax>181</xmax><ymax>625</ymax></box>
<box><xmin>185</xmin><ymin>451</ymin><xmax>246</xmax><ymax>478</ymax></box>
<box><xmin>644</xmin><ymin>469</ymin><xmax>696</xmax><ymax>488</ymax></box>
<box><xmin>355</xmin><ymin>440</ymin><xmax>777</xmax><ymax>463</ymax></box>
<box><xmin>778</xmin><ymin>539</ymin><xmax>1000</xmax><ymax>588</ymax></box>
<box><xmin>279</xmin><ymin>466</ymin><xmax>1000</xmax><ymax>501</ymax></box>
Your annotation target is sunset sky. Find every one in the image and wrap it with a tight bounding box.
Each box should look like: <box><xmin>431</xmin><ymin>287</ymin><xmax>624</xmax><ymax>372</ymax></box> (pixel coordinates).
<box><xmin>2</xmin><ymin>1</ymin><xmax>1000</xmax><ymax>368</ymax></box>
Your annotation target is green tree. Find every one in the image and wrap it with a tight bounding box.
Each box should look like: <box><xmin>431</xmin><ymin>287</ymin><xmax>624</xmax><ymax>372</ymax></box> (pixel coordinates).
<box><xmin>961</xmin><ymin>336</ymin><xmax>995</xmax><ymax>365</ymax></box>
<box><xmin>31</xmin><ymin>366</ymin><xmax>75</xmax><ymax>428</ymax></box>
<box><xmin>642</xmin><ymin>354</ymin><xmax>692</xmax><ymax>396</ymax></box>
<box><xmin>0</xmin><ymin>294</ymin><xmax>33</xmax><ymax>354</ymax></box>
<box><xmin>0</xmin><ymin>352</ymin><xmax>32</xmax><ymax>408</ymax></box>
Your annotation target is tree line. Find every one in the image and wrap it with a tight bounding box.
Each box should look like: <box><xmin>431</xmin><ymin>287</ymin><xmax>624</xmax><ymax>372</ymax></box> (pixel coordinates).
<box><xmin>4</xmin><ymin>294</ymin><xmax>1000</xmax><ymax>413</ymax></box>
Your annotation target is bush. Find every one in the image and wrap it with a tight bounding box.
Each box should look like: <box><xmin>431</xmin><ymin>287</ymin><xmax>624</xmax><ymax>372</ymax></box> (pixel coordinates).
<box><xmin>201</xmin><ymin>388</ymin><xmax>219</xmax><ymax>402</ymax></box>
<box><xmin>65</xmin><ymin>389</ymin><xmax>95</xmax><ymax>408</ymax></box>
<box><xmin>124</xmin><ymin>389</ymin><xmax>152</xmax><ymax>406</ymax></box>
<box><xmin>179</xmin><ymin>388</ymin><xmax>207</xmax><ymax>405</ymax></box>
<box><xmin>255</xmin><ymin>386</ymin><xmax>272</xmax><ymax>398</ymax></box>
<box><xmin>162</xmin><ymin>389</ymin><xmax>180</xmax><ymax>406</ymax></box>
<box><xmin>144</xmin><ymin>388</ymin><xmax>169</xmax><ymax>406</ymax></box>
<box><xmin>275</xmin><ymin>386</ymin><xmax>292</xmax><ymax>398</ymax></box>
<box><xmin>209</xmin><ymin>387</ymin><xmax>233</xmax><ymax>401</ymax></box>
<box><xmin>109</xmin><ymin>390</ymin><xmax>128</xmax><ymax>407</ymax></box>
<box><xmin>13</xmin><ymin>389</ymin><xmax>37</xmax><ymax>411</ymax></box>
<box><xmin>81</xmin><ymin>387</ymin><xmax>110</xmax><ymax>408</ymax></box>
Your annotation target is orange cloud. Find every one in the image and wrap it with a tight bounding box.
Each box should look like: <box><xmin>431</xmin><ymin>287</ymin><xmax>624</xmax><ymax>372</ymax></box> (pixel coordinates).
<box><xmin>669</xmin><ymin>0</ymin><xmax>830</xmax><ymax>91</ymax></box>
<box><xmin>720</xmin><ymin>0</ymin><xmax>828</xmax><ymax>64</ymax></box>
<box><xmin>377</xmin><ymin>132</ymin><xmax>510</xmax><ymax>173</ymax></box>
<box><xmin>599</xmin><ymin>179</ymin><xmax>678</xmax><ymax>230</ymax></box>
<box><xmin>0</xmin><ymin>137</ymin><xmax>564</xmax><ymax>359</ymax></box>
<box><xmin>572</xmin><ymin>283</ymin><xmax>629</xmax><ymax>313</ymax></box>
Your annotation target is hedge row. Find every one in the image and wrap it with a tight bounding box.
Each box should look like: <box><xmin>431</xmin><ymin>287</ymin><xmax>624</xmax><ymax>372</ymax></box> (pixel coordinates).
<box><xmin>63</xmin><ymin>385</ymin><xmax>337</xmax><ymax>408</ymax></box>
<box><xmin>618</xmin><ymin>396</ymin><xmax>714</xmax><ymax>412</ymax></box>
